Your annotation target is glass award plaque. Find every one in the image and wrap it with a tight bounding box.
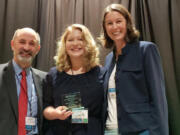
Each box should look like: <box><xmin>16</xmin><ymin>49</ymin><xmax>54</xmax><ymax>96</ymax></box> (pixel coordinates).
<box><xmin>62</xmin><ymin>92</ymin><xmax>88</xmax><ymax>124</ymax></box>
<box><xmin>61</xmin><ymin>92</ymin><xmax>82</xmax><ymax>110</ymax></box>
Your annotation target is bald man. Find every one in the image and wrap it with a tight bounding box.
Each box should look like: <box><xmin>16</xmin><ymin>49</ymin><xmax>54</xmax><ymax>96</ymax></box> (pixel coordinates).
<box><xmin>0</xmin><ymin>28</ymin><xmax>46</xmax><ymax>135</ymax></box>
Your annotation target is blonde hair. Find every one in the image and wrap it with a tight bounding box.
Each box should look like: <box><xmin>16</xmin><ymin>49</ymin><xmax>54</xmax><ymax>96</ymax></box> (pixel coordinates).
<box><xmin>99</xmin><ymin>4</ymin><xmax>140</xmax><ymax>48</ymax></box>
<box><xmin>54</xmin><ymin>24</ymin><xmax>99</xmax><ymax>72</ymax></box>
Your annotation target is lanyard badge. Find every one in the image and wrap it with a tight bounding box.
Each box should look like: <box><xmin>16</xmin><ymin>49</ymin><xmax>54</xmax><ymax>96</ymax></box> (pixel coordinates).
<box><xmin>71</xmin><ymin>107</ymin><xmax>88</xmax><ymax>124</ymax></box>
<box><xmin>25</xmin><ymin>117</ymin><xmax>37</xmax><ymax>131</ymax></box>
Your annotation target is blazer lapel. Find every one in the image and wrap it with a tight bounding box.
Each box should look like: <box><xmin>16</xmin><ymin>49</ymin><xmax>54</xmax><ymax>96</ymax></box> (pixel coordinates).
<box><xmin>104</xmin><ymin>52</ymin><xmax>116</xmax><ymax>98</ymax></box>
<box><xmin>3</xmin><ymin>61</ymin><xmax>18</xmax><ymax>122</ymax></box>
<box><xmin>32</xmin><ymin>69</ymin><xmax>43</xmax><ymax>108</ymax></box>
<box><xmin>31</xmin><ymin>69</ymin><xmax>43</xmax><ymax>130</ymax></box>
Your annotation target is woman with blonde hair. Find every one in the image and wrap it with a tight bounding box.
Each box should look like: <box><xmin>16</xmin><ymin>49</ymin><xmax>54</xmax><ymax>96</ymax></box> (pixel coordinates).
<box><xmin>43</xmin><ymin>24</ymin><xmax>104</xmax><ymax>135</ymax></box>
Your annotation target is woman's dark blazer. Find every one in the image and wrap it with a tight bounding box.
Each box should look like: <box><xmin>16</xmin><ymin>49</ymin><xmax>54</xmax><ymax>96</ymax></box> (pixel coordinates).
<box><xmin>103</xmin><ymin>41</ymin><xmax>169</xmax><ymax>135</ymax></box>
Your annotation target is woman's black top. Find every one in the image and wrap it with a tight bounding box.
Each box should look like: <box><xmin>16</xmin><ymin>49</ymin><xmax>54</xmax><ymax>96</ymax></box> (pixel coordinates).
<box><xmin>43</xmin><ymin>66</ymin><xmax>104</xmax><ymax>135</ymax></box>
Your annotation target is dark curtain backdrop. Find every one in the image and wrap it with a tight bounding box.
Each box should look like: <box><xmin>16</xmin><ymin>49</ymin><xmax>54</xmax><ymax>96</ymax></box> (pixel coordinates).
<box><xmin>0</xmin><ymin>0</ymin><xmax>179</xmax><ymax>134</ymax></box>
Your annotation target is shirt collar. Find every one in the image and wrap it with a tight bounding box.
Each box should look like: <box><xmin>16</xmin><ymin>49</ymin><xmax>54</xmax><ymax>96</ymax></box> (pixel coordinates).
<box><xmin>12</xmin><ymin>60</ymin><xmax>31</xmax><ymax>76</ymax></box>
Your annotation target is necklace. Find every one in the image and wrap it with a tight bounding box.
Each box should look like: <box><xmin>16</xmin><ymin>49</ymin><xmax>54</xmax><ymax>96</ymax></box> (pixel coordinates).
<box><xmin>70</xmin><ymin>67</ymin><xmax>85</xmax><ymax>75</ymax></box>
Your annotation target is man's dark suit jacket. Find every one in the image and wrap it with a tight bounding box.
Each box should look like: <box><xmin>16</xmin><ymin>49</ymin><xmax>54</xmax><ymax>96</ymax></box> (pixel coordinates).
<box><xmin>0</xmin><ymin>61</ymin><xmax>46</xmax><ymax>135</ymax></box>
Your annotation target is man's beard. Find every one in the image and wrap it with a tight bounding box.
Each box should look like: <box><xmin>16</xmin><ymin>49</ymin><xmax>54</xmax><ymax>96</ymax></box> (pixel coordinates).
<box><xmin>17</xmin><ymin>54</ymin><xmax>34</xmax><ymax>65</ymax></box>
<box><xmin>13</xmin><ymin>49</ymin><xmax>37</xmax><ymax>67</ymax></box>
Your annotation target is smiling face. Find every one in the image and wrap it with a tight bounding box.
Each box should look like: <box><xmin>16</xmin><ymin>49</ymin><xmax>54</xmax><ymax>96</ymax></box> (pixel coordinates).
<box><xmin>11</xmin><ymin>29</ymin><xmax>40</xmax><ymax>68</ymax></box>
<box><xmin>65</xmin><ymin>28</ymin><xmax>85</xmax><ymax>60</ymax></box>
<box><xmin>105</xmin><ymin>11</ymin><xmax>127</xmax><ymax>44</ymax></box>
